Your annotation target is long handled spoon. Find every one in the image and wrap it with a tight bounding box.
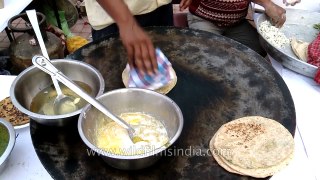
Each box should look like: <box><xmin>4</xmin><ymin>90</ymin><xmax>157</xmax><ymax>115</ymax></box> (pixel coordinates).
<box><xmin>32</xmin><ymin>55</ymin><xmax>136</xmax><ymax>140</ymax></box>
<box><xmin>26</xmin><ymin>10</ymin><xmax>76</xmax><ymax>114</ymax></box>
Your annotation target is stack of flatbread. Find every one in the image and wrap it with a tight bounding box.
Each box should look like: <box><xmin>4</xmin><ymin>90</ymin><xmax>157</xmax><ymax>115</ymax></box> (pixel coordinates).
<box><xmin>291</xmin><ymin>38</ymin><xmax>309</xmax><ymax>62</ymax></box>
<box><xmin>210</xmin><ymin>116</ymin><xmax>294</xmax><ymax>178</ymax></box>
<box><xmin>0</xmin><ymin>97</ymin><xmax>30</xmax><ymax>126</ymax></box>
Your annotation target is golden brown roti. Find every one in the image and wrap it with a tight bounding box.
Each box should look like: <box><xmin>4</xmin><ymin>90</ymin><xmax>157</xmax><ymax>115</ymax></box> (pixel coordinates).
<box><xmin>218</xmin><ymin>151</ymin><xmax>294</xmax><ymax>178</ymax></box>
<box><xmin>209</xmin><ymin>133</ymin><xmax>245</xmax><ymax>175</ymax></box>
<box><xmin>0</xmin><ymin>97</ymin><xmax>30</xmax><ymax>126</ymax></box>
<box><xmin>210</xmin><ymin>116</ymin><xmax>295</xmax><ymax>178</ymax></box>
<box><xmin>122</xmin><ymin>66</ymin><xmax>177</xmax><ymax>94</ymax></box>
<box><xmin>291</xmin><ymin>38</ymin><xmax>309</xmax><ymax>62</ymax></box>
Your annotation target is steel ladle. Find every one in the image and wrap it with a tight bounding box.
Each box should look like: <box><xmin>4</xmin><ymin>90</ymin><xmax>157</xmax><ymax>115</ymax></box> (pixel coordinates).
<box><xmin>32</xmin><ymin>55</ymin><xmax>136</xmax><ymax>140</ymax></box>
<box><xmin>26</xmin><ymin>10</ymin><xmax>76</xmax><ymax>115</ymax></box>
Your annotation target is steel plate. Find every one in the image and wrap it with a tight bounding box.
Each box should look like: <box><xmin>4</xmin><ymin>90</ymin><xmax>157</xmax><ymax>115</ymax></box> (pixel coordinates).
<box><xmin>255</xmin><ymin>9</ymin><xmax>319</xmax><ymax>78</ymax></box>
<box><xmin>30</xmin><ymin>27</ymin><xmax>296</xmax><ymax>179</ymax></box>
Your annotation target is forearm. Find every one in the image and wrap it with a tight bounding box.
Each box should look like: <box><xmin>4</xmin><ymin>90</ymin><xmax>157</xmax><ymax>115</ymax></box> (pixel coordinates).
<box><xmin>253</xmin><ymin>0</ymin><xmax>286</xmax><ymax>27</ymax></box>
<box><xmin>252</xmin><ymin>0</ymin><xmax>273</xmax><ymax>9</ymax></box>
<box><xmin>96</xmin><ymin>0</ymin><xmax>136</xmax><ymax>28</ymax></box>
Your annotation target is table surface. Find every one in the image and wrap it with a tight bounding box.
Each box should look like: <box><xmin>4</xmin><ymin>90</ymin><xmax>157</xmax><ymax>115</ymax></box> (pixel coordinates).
<box><xmin>0</xmin><ymin>0</ymin><xmax>33</xmax><ymax>32</ymax></box>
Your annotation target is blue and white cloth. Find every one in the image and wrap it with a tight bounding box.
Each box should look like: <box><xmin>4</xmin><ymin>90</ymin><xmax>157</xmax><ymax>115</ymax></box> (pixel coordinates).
<box><xmin>127</xmin><ymin>48</ymin><xmax>174</xmax><ymax>90</ymax></box>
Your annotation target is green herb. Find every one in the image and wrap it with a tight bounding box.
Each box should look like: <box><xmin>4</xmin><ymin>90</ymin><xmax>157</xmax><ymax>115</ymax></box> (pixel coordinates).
<box><xmin>314</xmin><ymin>23</ymin><xmax>320</xmax><ymax>31</ymax></box>
<box><xmin>0</xmin><ymin>124</ymin><xmax>9</xmax><ymax>157</ymax></box>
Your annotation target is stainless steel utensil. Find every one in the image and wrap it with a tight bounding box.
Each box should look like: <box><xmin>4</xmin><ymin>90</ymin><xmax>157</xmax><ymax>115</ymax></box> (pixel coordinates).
<box><xmin>26</xmin><ymin>10</ymin><xmax>75</xmax><ymax>115</ymax></box>
<box><xmin>0</xmin><ymin>118</ymin><xmax>16</xmax><ymax>173</ymax></box>
<box><xmin>10</xmin><ymin>59</ymin><xmax>105</xmax><ymax>126</ymax></box>
<box><xmin>32</xmin><ymin>55</ymin><xmax>136</xmax><ymax>139</ymax></box>
<box><xmin>255</xmin><ymin>9</ymin><xmax>319</xmax><ymax>78</ymax></box>
<box><xmin>78</xmin><ymin>88</ymin><xmax>184</xmax><ymax>170</ymax></box>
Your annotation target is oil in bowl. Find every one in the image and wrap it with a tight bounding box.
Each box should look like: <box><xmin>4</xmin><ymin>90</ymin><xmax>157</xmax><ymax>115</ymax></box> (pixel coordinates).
<box><xmin>30</xmin><ymin>81</ymin><xmax>92</xmax><ymax>115</ymax></box>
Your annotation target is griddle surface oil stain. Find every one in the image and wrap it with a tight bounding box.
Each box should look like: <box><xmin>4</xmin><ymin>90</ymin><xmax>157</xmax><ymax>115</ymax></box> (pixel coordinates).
<box><xmin>168</xmin><ymin>65</ymin><xmax>230</xmax><ymax>129</ymax></box>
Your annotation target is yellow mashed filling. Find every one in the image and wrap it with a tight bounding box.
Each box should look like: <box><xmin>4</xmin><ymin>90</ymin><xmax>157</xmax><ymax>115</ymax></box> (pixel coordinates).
<box><xmin>96</xmin><ymin>112</ymin><xmax>169</xmax><ymax>155</ymax></box>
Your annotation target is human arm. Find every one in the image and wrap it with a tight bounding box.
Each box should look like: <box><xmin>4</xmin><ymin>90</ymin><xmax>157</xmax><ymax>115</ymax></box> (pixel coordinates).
<box><xmin>179</xmin><ymin>0</ymin><xmax>192</xmax><ymax>11</ymax></box>
<box><xmin>253</xmin><ymin>0</ymin><xmax>286</xmax><ymax>27</ymax></box>
<box><xmin>96</xmin><ymin>0</ymin><xmax>157</xmax><ymax>75</ymax></box>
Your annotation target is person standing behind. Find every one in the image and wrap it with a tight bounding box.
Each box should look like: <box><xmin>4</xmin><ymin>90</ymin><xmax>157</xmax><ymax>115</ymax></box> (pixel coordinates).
<box><xmin>85</xmin><ymin>0</ymin><xmax>173</xmax><ymax>75</ymax></box>
<box><xmin>179</xmin><ymin>0</ymin><xmax>300</xmax><ymax>57</ymax></box>
<box><xmin>273</xmin><ymin>0</ymin><xmax>319</xmax><ymax>11</ymax></box>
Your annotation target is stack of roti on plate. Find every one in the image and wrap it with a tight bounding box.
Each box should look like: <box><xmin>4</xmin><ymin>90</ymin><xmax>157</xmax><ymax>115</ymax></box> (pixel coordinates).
<box><xmin>210</xmin><ymin>116</ymin><xmax>294</xmax><ymax>178</ymax></box>
<box><xmin>0</xmin><ymin>97</ymin><xmax>30</xmax><ymax>126</ymax></box>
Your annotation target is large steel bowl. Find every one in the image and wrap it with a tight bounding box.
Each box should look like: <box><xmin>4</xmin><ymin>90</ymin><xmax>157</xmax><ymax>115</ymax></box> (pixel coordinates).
<box><xmin>0</xmin><ymin>118</ymin><xmax>16</xmax><ymax>174</ymax></box>
<box><xmin>10</xmin><ymin>59</ymin><xmax>105</xmax><ymax>126</ymax></box>
<box><xmin>255</xmin><ymin>9</ymin><xmax>319</xmax><ymax>78</ymax></box>
<box><xmin>78</xmin><ymin>88</ymin><xmax>184</xmax><ymax>170</ymax></box>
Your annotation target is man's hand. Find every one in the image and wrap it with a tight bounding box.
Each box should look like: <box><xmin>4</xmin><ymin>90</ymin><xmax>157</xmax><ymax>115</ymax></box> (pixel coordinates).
<box><xmin>96</xmin><ymin>0</ymin><xmax>157</xmax><ymax>75</ymax></box>
<box><xmin>119</xmin><ymin>21</ymin><xmax>157</xmax><ymax>75</ymax></box>
<box><xmin>179</xmin><ymin>0</ymin><xmax>192</xmax><ymax>11</ymax></box>
<box><xmin>264</xmin><ymin>1</ymin><xmax>286</xmax><ymax>28</ymax></box>
<box><xmin>253</xmin><ymin>0</ymin><xmax>286</xmax><ymax>27</ymax></box>
<box><xmin>283</xmin><ymin>0</ymin><xmax>301</xmax><ymax>6</ymax></box>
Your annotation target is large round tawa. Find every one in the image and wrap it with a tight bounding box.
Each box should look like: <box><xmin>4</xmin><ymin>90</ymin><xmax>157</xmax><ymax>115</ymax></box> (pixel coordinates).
<box><xmin>255</xmin><ymin>9</ymin><xmax>319</xmax><ymax>78</ymax></box>
<box><xmin>31</xmin><ymin>27</ymin><xmax>296</xmax><ymax>179</ymax></box>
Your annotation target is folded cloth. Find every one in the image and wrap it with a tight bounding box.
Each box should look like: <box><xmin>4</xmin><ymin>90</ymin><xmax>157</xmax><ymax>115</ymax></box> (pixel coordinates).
<box><xmin>127</xmin><ymin>48</ymin><xmax>175</xmax><ymax>90</ymax></box>
<box><xmin>307</xmin><ymin>33</ymin><xmax>320</xmax><ymax>84</ymax></box>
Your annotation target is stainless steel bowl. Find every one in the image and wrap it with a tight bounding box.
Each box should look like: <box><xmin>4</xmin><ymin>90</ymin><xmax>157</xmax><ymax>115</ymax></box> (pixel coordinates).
<box><xmin>255</xmin><ymin>9</ymin><xmax>319</xmax><ymax>78</ymax></box>
<box><xmin>0</xmin><ymin>118</ymin><xmax>16</xmax><ymax>174</ymax></box>
<box><xmin>10</xmin><ymin>59</ymin><xmax>105</xmax><ymax>126</ymax></box>
<box><xmin>78</xmin><ymin>88</ymin><xmax>184</xmax><ymax>170</ymax></box>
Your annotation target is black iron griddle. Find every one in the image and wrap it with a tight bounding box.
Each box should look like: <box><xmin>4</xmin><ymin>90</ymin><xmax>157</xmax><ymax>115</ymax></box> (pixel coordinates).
<box><xmin>30</xmin><ymin>27</ymin><xmax>296</xmax><ymax>179</ymax></box>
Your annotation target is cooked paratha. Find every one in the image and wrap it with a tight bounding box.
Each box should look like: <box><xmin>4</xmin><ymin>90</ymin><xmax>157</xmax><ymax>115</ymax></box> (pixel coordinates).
<box><xmin>210</xmin><ymin>116</ymin><xmax>295</xmax><ymax>178</ymax></box>
<box><xmin>209</xmin><ymin>133</ymin><xmax>245</xmax><ymax>175</ymax></box>
<box><xmin>122</xmin><ymin>66</ymin><xmax>177</xmax><ymax>94</ymax></box>
<box><xmin>0</xmin><ymin>97</ymin><xmax>30</xmax><ymax>126</ymax></box>
<box><xmin>291</xmin><ymin>38</ymin><xmax>309</xmax><ymax>62</ymax></box>
<box><xmin>218</xmin><ymin>151</ymin><xmax>294</xmax><ymax>178</ymax></box>
<box><xmin>210</xmin><ymin>131</ymin><xmax>294</xmax><ymax>178</ymax></box>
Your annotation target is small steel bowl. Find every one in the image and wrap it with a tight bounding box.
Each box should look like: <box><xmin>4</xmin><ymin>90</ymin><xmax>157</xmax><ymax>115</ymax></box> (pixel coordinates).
<box><xmin>10</xmin><ymin>59</ymin><xmax>105</xmax><ymax>126</ymax></box>
<box><xmin>0</xmin><ymin>118</ymin><xmax>16</xmax><ymax>174</ymax></box>
<box><xmin>78</xmin><ymin>88</ymin><xmax>184</xmax><ymax>170</ymax></box>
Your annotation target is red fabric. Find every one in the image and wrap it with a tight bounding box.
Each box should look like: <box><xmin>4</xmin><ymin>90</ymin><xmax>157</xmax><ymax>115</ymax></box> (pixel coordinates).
<box><xmin>314</xmin><ymin>69</ymin><xmax>320</xmax><ymax>84</ymax></box>
<box><xmin>307</xmin><ymin>33</ymin><xmax>320</xmax><ymax>83</ymax></box>
<box><xmin>189</xmin><ymin>0</ymin><xmax>250</xmax><ymax>27</ymax></box>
